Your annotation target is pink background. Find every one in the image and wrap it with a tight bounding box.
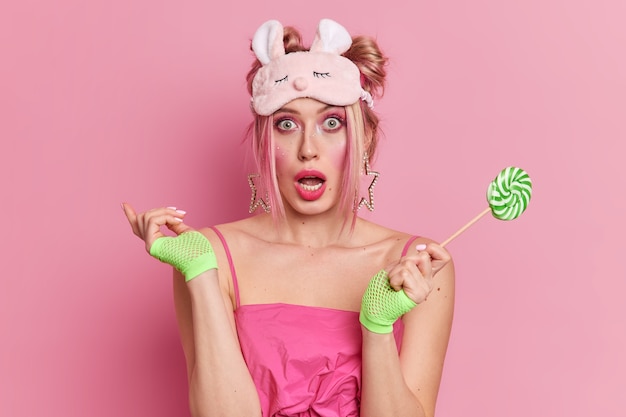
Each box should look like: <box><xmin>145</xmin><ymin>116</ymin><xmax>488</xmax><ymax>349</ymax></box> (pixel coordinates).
<box><xmin>1</xmin><ymin>0</ymin><xmax>624</xmax><ymax>415</ymax></box>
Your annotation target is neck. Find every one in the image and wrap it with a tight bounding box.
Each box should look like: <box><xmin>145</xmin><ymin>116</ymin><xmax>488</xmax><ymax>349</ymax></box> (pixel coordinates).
<box><xmin>272</xmin><ymin>207</ymin><xmax>356</xmax><ymax>248</ymax></box>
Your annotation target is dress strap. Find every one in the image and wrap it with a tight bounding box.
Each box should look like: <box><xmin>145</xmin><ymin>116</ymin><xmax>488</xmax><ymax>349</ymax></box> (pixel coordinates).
<box><xmin>401</xmin><ymin>235</ymin><xmax>420</xmax><ymax>256</ymax></box>
<box><xmin>208</xmin><ymin>226</ymin><xmax>241</xmax><ymax>308</ymax></box>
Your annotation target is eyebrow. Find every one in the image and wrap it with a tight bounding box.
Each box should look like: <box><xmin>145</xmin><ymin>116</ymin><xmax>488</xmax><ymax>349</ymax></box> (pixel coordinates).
<box><xmin>276</xmin><ymin>104</ymin><xmax>340</xmax><ymax>115</ymax></box>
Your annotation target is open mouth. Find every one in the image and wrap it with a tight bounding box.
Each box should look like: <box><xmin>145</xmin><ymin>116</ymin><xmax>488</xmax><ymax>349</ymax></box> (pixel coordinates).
<box><xmin>298</xmin><ymin>176</ymin><xmax>325</xmax><ymax>191</ymax></box>
<box><xmin>294</xmin><ymin>171</ymin><xmax>327</xmax><ymax>201</ymax></box>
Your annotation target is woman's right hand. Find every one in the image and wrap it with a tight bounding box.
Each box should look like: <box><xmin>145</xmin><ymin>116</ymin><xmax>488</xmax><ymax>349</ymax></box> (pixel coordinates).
<box><xmin>122</xmin><ymin>203</ymin><xmax>192</xmax><ymax>253</ymax></box>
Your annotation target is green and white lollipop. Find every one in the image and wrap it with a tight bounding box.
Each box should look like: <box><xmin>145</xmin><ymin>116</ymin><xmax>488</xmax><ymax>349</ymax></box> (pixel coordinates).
<box><xmin>486</xmin><ymin>166</ymin><xmax>532</xmax><ymax>221</ymax></box>
<box><xmin>441</xmin><ymin>166</ymin><xmax>532</xmax><ymax>247</ymax></box>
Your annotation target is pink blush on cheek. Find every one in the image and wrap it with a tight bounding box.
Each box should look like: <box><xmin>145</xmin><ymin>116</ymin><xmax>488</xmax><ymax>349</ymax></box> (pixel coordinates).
<box><xmin>328</xmin><ymin>142</ymin><xmax>347</xmax><ymax>169</ymax></box>
<box><xmin>275</xmin><ymin>146</ymin><xmax>286</xmax><ymax>163</ymax></box>
<box><xmin>274</xmin><ymin>146</ymin><xmax>289</xmax><ymax>174</ymax></box>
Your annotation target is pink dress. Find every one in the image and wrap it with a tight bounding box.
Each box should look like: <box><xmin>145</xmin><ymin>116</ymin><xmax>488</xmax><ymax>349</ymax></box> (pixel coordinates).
<box><xmin>210</xmin><ymin>227</ymin><xmax>417</xmax><ymax>417</ymax></box>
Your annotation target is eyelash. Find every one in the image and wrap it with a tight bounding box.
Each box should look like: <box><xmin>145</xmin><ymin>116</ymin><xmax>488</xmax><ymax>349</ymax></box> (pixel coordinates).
<box><xmin>274</xmin><ymin>75</ymin><xmax>288</xmax><ymax>84</ymax></box>
<box><xmin>274</xmin><ymin>118</ymin><xmax>298</xmax><ymax>131</ymax></box>
<box><xmin>324</xmin><ymin>114</ymin><xmax>345</xmax><ymax>128</ymax></box>
<box><xmin>273</xmin><ymin>113</ymin><xmax>346</xmax><ymax>133</ymax></box>
<box><xmin>313</xmin><ymin>72</ymin><xmax>330</xmax><ymax>78</ymax></box>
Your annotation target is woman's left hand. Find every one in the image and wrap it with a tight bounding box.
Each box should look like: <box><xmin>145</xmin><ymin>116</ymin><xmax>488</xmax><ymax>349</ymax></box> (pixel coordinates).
<box><xmin>386</xmin><ymin>242</ymin><xmax>451</xmax><ymax>305</ymax></box>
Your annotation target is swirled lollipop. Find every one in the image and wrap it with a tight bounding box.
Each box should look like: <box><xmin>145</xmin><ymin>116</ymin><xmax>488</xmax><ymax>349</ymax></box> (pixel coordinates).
<box><xmin>486</xmin><ymin>166</ymin><xmax>532</xmax><ymax>220</ymax></box>
<box><xmin>441</xmin><ymin>166</ymin><xmax>532</xmax><ymax>247</ymax></box>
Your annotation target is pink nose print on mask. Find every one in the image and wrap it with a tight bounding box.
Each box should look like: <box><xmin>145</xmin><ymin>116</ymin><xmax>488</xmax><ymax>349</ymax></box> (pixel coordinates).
<box><xmin>294</xmin><ymin>77</ymin><xmax>308</xmax><ymax>91</ymax></box>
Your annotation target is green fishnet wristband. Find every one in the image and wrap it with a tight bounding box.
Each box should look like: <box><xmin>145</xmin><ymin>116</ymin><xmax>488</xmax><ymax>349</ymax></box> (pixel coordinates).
<box><xmin>359</xmin><ymin>269</ymin><xmax>418</xmax><ymax>334</ymax></box>
<box><xmin>149</xmin><ymin>231</ymin><xmax>218</xmax><ymax>282</ymax></box>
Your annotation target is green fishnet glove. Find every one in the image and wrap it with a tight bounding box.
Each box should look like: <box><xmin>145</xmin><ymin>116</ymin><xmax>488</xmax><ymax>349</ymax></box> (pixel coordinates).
<box><xmin>149</xmin><ymin>231</ymin><xmax>218</xmax><ymax>282</ymax></box>
<box><xmin>359</xmin><ymin>269</ymin><xmax>418</xmax><ymax>334</ymax></box>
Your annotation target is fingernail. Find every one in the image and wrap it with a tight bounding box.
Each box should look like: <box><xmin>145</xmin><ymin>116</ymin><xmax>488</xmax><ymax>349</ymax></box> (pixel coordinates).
<box><xmin>176</xmin><ymin>209</ymin><xmax>186</xmax><ymax>215</ymax></box>
<box><xmin>174</xmin><ymin>217</ymin><xmax>184</xmax><ymax>222</ymax></box>
<box><xmin>416</xmin><ymin>244</ymin><xmax>427</xmax><ymax>251</ymax></box>
<box><xmin>167</xmin><ymin>206</ymin><xmax>177</xmax><ymax>210</ymax></box>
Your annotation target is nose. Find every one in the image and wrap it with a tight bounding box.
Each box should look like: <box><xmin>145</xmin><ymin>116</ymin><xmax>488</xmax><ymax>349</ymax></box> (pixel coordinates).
<box><xmin>298</xmin><ymin>125</ymin><xmax>319</xmax><ymax>161</ymax></box>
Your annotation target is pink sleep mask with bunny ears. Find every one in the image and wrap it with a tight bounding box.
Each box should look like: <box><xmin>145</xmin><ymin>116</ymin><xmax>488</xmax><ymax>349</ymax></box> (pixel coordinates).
<box><xmin>251</xmin><ymin>19</ymin><xmax>373</xmax><ymax>116</ymax></box>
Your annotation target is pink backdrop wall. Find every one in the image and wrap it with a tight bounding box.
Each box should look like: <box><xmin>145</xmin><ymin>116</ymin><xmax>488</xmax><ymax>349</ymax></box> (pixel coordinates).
<box><xmin>2</xmin><ymin>0</ymin><xmax>624</xmax><ymax>415</ymax></box>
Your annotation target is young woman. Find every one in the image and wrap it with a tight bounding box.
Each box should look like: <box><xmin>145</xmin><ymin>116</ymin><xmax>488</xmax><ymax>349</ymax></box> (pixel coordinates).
<box><xmin>123</xmin><ymin>18</ymin><xmax>454</xmax><ymax>417</ymax></box>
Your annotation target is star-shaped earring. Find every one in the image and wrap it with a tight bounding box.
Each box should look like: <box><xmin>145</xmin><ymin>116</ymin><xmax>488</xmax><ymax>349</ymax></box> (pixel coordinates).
<box><xmin>357</xmin><ymin>156</ymin><xmax>379</xmax><ymax>212</ymax></box>
<box><xmin>248</xmin><ymin>174</ymin><xmax>271</xmax><ymax>213</ymax></box>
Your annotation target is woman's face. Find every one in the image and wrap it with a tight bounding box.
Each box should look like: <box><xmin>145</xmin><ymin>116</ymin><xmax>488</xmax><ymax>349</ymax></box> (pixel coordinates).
<box><xmin>272</xmin><ymin>98</ymin><xmax>348</xmax><ymax>216</ymax></box>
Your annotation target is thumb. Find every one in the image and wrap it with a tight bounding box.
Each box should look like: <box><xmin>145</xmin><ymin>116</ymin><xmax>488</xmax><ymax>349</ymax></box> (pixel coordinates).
<box><xmin>163</xmin><ymin>209</ymin><xmax>194</xmax><ymax>236</ymax></box>
<box><xmin>168</xmin><ymin>220</ymin><xmax>194</xmax><ymax>236</ymax></box>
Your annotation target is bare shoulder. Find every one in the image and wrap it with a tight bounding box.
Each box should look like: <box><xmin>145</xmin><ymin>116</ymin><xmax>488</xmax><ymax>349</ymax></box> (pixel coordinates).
<box><xmin>354</xmin><ymin>218</ymin><xmax>446</xmax><ymax>259</ymax></box>
<box><xmin>194</xmin><ymin>217</ymin><xmax>268</xmax><ymax>299</ymax></box>
<box><xmin>197</xmin><ymin>215</ymin><xmax>266</xmax><ymax>242</ymax></box>
<box><xmin>195</xmin><ymin>215</ymin><xmax>276</xmax><ymax>271</ymax></box>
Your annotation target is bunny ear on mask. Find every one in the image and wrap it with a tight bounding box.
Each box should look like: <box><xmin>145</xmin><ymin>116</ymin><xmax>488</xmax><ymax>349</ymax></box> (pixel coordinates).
<box><xmin>310</xmin><ymin>18</ymin><xmax>353</xmax><ymax>54</ymax></box>
<box><xmin>252</xmin><ymin>20</ymin><xmax>285</xmax><ymax>65</ymax></box>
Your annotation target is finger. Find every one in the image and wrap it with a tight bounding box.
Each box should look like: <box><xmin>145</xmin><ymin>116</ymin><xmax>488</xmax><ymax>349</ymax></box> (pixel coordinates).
<box><xmin>139</xmin><ymin>210</ymin><xmax>186</xmax><ymax>250</ymax></box>
<box><xmin>412</xmin><ymin>243</ymin><xmax>450</xmax><ymax>274</ymax></box>
<box><xmin>427</xmin><ymin>243</ymin><xmax>451</xmax><ymax>262</ymax></box>
<box><xmin>166</xmin><ymin>215</ymin><xmax>193</xmax><ymax>235</ymax></box>
<box><xmin>140</xmin><ymin>207</ymin><xmax>186</xmax><ymax>230</ymax></box>
<box><xmin>387</xmin><ymin>263</ymin><xmax>432</xmax><ymax>304</ymax></box>
<box><xmin>415</xmin><ymin>251</ymin><xmax>433</xmax><ymax>280</ymax></box>
<box><xmin>387</xmin><ymin>261</ymin><xmax>420</xmax><ymax>291</ymax></box>
<box><xmin>387</xmin><ymin>269</ymin><xmax>408</xmax><ymax>291</ymax></box>
<box><xmin>159</xmin><ymin>207</ymin><xmax>192</xmax><ymax>235</ymax></box>
<box><xmin>121</xmin><ymin>202</ymin><xmax>141</xmax><ymax>237</ymax></box>
<box><xmin>388</xmin><ymin>254</ymin><xmax>429</xmax><ymax>278</ymax></box>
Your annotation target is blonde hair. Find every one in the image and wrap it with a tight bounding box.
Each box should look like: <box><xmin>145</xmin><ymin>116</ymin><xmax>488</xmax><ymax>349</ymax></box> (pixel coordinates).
<box><xmin>245</xmin><ymin>26</ymin><xmax>388</xmax><ymax>223</ymax></box>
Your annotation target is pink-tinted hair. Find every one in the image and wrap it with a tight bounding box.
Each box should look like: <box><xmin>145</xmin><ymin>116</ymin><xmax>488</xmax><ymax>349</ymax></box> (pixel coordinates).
<box><xmin>247</xmin><ymin>101</ymin><xmax>367</xmax><ymax>226</ymax></box>
<box><xmin>245</xmin><ymin>25</ymin><xmax>387</xmax><ymax>227</ymax></box>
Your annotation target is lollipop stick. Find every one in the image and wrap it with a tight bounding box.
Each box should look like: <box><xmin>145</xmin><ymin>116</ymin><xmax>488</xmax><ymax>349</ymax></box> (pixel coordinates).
<box><xmin>440</xmin><ymin>207</ymin><xmax>492</xmax><ymax>248</ymax></box>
